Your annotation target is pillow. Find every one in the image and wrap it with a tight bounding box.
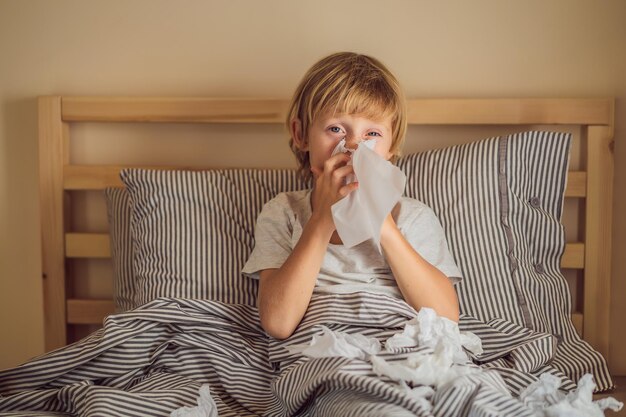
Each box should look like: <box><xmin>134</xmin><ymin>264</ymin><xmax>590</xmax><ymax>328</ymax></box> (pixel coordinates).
<box><xmin>118</xmin><ymin>169</ymin><xmax>308</xmax><ymax>308</ymax></box>
<box><xmin>104</xmin><ymin>187</ymin><xmax>135</xmax><ymax>312</ymax></box>
<box><xmin>397</xmin><ymin>130</ymin><xmax>612</xmax><ymax>391</ymax></box>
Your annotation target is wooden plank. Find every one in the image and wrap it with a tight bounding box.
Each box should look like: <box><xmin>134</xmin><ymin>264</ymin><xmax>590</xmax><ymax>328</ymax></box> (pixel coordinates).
<box><xmin>62</xmin><ymin>97</ymin><xmax>288</xmax><ymax>123</ymax></box>
<box><xmin>64</xmin><ymin>165</ymin><xmax>124</xmax><ymax>190</ymax></box>
<box><xmin>66</xmin><ymin>233</ymin><xmax>110</xmax><ymax>258</ymax></box>
<box><xmin>572</xmin><ymin>312</ymin><xmax>583</xmax><ymax>338</ymax></box>
<box><xmin>64</xmin><ymin>165</ymin><xmax>191</xmax><ymax>189</ymax></box>
<box><xmin>405</xmin><ymin>98</ymin><xmax>613</xmax><ymax>125</ymax></box>
<box><xmin>584</xmin><ymin>125</ymin><xmax>613</xmax><ymax>358</ymax></box>
<box><xmin>66</xmin><ymin>299</ymin><xmax>115</xmax><ymax>324</ymax></box>
<box><xmin>60</xmin><ymin>97</ymin><xmax>613</xmax><ymax>126</ymax></box>
<box><xmin>39</xmin><ymin>96</ymin><xmax>68</xmax><ymax>350</ymax></box>
<box><xmin>561</xmin><ymin>243</ymin><xmax>585</xmax><ymax>269</ymax></box>
<box><xmin>565</xmin><ymin>171</ymin><xmax>586</xmax><ymax>198</ymax></box>
<box><xmin>65</xmin><ymin>164</ymin><xmax>588</xmax><ymax>196</ymax></box>
<box><xmin>63</xmin><ymin>165</ymin><xmax>289</xmax><ymax>190</ymax></box>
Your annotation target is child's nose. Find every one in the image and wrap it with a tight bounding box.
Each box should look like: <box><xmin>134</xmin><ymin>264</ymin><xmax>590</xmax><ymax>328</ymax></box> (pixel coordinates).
<box><xmin>344</xmin><ymin>135</ymin><xmax>362</xmax><ymax>150</ymax></box>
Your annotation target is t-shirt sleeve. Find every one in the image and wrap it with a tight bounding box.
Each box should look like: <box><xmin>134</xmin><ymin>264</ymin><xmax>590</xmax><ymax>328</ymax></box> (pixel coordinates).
<box><xmin>242</xmin><ymin>196</ymin><xmax>294</xmax><ymax>280</ymax></box>
<box><xmin>401</xmin><ymin>204</ymin><xmax>463</xmax><ymax>285</ymax></box>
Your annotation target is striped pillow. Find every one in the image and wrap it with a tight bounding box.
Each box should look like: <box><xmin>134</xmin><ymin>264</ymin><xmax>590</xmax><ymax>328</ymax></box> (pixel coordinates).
<box><xmin>118</xmin><ymin>169</ymin><xmax>308</xmax><ymax>308</ymax></box>
<box><xmin>397</xmin><ymin>131</ymin><xmax>612</xmax><ymax>391</ymax></box>
<box><xmin>104</xmin><ymin>188</ymin><xmax>135</xmax><ymax>312</ymax></box>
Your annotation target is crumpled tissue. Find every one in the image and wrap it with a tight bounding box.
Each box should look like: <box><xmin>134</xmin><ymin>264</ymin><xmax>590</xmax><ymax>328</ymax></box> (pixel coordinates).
<box><xmin>170</xmin><ymin>384</ymin><xmax>218</xmax><ymax>417</ymax></box>
<box><xmin>372</xmin><ymin>307</ymin><xmax>484</xmax><ymax>388</ymax></box>
<box><xmin>330</xmin><ymin>139</ymin><xmax>406</xmax><ymax>250</ymax></box>
<box><xmin>285</xmin><ymin>325</ymin><xmax>381</xmax><ymax>360</ymax></box>
<box><xmin>287</xmin><ymin>308</ymin><xmax>483</xmax><ymax>390</ymax></box>
<box><xmin>519</xmin><ymin>373</ymin><xmax>623</xmax><ymax>417</ymax></box>
<box><xmin>385</xmin><ymin>307</ymin><xmax>483</xmax><ymax>359</ymax></box>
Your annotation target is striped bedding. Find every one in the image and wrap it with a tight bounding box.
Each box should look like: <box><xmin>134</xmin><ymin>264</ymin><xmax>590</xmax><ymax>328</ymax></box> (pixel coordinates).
<box><xmin>0</xmin><ymin>292</ymin><xmax>608</xmax><ymax>417</ymax></box>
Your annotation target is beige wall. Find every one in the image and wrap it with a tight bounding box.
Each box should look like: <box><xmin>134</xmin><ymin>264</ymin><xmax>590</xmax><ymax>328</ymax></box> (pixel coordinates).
<box><xmin>1</xmin><ymin>0</ymin><xmax>625</xmax><ymax>372</ymax></box>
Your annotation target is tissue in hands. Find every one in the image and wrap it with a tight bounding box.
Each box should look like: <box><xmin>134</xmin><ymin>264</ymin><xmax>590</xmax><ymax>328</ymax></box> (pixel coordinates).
<box><xmin>330</xmin><ymin>139</ymin><xmax>406</xmax><ymax>250</ymax></box>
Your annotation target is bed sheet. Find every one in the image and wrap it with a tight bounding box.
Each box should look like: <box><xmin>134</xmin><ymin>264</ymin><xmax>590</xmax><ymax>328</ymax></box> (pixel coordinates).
<box><xmin>0</xmin><ymin>292</ymin><xmax>620</xmax><ymax>416</ymax></box>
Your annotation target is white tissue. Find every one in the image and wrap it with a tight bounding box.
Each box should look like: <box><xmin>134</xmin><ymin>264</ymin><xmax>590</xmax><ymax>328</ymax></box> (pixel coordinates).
<box><xmin>371</xmin><ymin>308</ymin><xmax>483</xmax><ymax>388</ymax></box>
<box><xmin>330</xmin><ymin>139</ymin><xmax>406</xmax><ymax>250</ymax></box>
<box><xmin>170</xmin><ymin>384</ymin><xmax>218</xmax><ymax>417</ymax></box>
<box><xmin>385</xmin><ymin>307</ymin><xmax>483</xmax><ymax>360</ymax></box>
<box><xmin>285</xmin><ymin>325</ymin><xmax>381</xmax><ymax>360</ymax></box>
<box><xmin>519</xmin><ymin>373</ymin><xmax>623</xmax><ymax>417</ymax></box>
<box><xmin>287</xmin><ymin>308</ymin><xmax>483</xmax><ymax>390</ymax></box>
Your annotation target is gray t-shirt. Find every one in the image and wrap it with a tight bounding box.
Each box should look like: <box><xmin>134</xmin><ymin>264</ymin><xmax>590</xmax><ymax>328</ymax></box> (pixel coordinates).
<box><xmin>242</xmin><ymin>189</ymin><xmax>462</xmax><ymax>298</ymax></box>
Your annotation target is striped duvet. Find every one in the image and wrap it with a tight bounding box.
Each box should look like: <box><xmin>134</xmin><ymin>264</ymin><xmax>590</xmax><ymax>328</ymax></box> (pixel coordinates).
<box><xmin>0</xmin><ymin>292</ymin><xmax>610</xmax><ymax>416</ymax></box>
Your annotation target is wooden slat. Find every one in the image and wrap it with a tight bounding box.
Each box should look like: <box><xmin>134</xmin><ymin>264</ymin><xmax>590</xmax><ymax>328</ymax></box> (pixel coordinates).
<box><xmin>583</xmin><ymin>125</ymin><xmax>613</xmax><ymax>358</ymax></box>
<box><xmin>60</xmin><ymin>97</ymin><xmax>613</xmax><ymax>126</ymax></box>
<box><xmin>64</xmin><ymin>165</ymin><xmax>296</xmax><ymax>190</ymax></box>
<box><xmin>66</xmin><ymin>299</ymin><xmax>115</xmax><ymax>324</ymax></box>
<box><xmin>561</xmin><ymin>243</ymin><xmax>585</xmax><ymax>269</ymax></box>
<box><xmin>63</xmin><ymin>164</ymin><xmax>228</xmax><ymax>190</ymax></box>
<box><xmin>39</xmin><ymin>96</ymin><xmax>68</xmax><ymax>350</ymax></box>
<box><xmin>565</xmin><ymin>171</ymin><xmax>586</xmax><ymax>198</ymax></box>
<box><xmin>64</xmin><ymin>165</ymin><xmax>125</xmax><ymax>190</ymax></box>
<box><xmin>62</xmin><ymin>97</ymin><xmax>289</xmax><ymax>123</ymax></box>
<box><xmin>66</xmin><ymin>233</ymin><xmax>110</xmax><ymax>258</ymax></box>
<box><xmin>65</xmin><ymin>164</ymin><xmax>588</xmax><ymax>195</ymax></box>
<box><xmin>405</xmin><ymin>98</ymin><xmax>613</xmax><ymax>125</ymax></box>
<box><xmin>572</xmin><ymin>312</ymin><xmax>583</xmax><ymax>337</ymax></box>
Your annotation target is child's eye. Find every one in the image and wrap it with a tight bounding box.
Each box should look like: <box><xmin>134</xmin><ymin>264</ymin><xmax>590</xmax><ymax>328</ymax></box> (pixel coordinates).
<box><xmin>367</xmin><ymin>131</ymin><xmax>382</xmax><ymax>137</ymax></box>
<box><xmin>329</xmin><ymin>126</ymin><xmax>342</xmax><ymax>133</ymax></box>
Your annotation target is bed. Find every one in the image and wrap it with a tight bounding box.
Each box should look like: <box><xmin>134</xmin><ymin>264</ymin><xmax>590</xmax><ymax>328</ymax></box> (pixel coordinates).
<box><xmin>0</xmin><ymin>96</ymin><xmax>621</xmax><ymax>415</ymax></box>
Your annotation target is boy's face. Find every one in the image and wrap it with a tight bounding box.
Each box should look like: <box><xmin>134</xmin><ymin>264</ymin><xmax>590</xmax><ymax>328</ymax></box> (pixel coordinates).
<box><xmin>302</xmin><ymin>112</ymin><xmax>394</xmax><ymax>174</ymax></box>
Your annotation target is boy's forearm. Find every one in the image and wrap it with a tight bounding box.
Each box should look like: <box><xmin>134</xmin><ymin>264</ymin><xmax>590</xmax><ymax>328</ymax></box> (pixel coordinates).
<box><xmin>380</xmin><ymin>219</ymin><xmax>460</xmax><ymax>322</ymax></box>
<box><xmin>257</xmin><ymin>215</ymin><xmax>333</xmax><ymax>339</ymax></box>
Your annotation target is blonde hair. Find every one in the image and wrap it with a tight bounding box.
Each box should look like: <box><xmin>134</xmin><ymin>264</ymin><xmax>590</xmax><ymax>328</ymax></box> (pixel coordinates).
<box><xmin>286</xmin><ymin>52</ymin><xmax>407</xmax><ymax>181</ymax></box>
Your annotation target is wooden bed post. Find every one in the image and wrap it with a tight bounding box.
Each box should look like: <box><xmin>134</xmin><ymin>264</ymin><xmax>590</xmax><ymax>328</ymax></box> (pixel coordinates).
<box><xmin>38</xmin><ymin>96</ymin><xmax>68</xmax><ymax>350</ymax></box>
<box><xmin>584</xmin><ymin>124</ymin><xmax>614</xmax><ymax>360</ymax></box>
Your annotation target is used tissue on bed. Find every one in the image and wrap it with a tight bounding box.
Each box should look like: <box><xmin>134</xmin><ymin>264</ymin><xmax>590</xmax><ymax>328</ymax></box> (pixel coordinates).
<box><xmin>519</xmin><ymin>373</ymin><xmax>623</xmax><ymax>416</ymax></box>
<box><xmin>285</xmin><ymin>325</ymin><xmax>381</xmax><ymax>360</ymax></box>
<box><xmin>284</xmin><ymin>307</ymin><xmax>623</xmax><ymax>416</ymax></box>
<box><xmin>330</xmin><ymin>139</ymin><xmax>406</xmax><ymax>250</ymax></box>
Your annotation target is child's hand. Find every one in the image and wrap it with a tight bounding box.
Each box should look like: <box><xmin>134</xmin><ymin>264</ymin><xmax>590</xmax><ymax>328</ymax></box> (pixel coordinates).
<box><xmin>310</xmin><ymin>152</ymin><xmax>359</xmax><ymax>233</ymax></box>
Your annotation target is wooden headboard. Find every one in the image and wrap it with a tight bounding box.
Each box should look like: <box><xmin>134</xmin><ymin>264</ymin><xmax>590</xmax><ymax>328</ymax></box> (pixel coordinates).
<box><xmin>38</xmin><ymin>97</ymin><xmax>615</xmax><ymax>360</ymax></box>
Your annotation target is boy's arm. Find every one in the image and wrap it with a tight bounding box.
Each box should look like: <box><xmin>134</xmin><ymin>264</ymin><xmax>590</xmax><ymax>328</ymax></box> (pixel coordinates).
<box><xmin>257</xmin><ymin>214</ymin><xmax>332</xmax><ymax>339</ymax></box>
<box><xmin>257</xmin><ymin>153</ymin><xmax>357</xmax><ymax>339</ymax></box>
<box><xmin>380</xmin><ymin>214</ymin><xmax>460</xmax><ymax>322</ymax></box>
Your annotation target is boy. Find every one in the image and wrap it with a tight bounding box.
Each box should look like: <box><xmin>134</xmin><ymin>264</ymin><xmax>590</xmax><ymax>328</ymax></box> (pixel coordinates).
<box><xmin>243</xmin><ymin>52</ymin><xmax>461</xmax><ymax>339</ymax></box>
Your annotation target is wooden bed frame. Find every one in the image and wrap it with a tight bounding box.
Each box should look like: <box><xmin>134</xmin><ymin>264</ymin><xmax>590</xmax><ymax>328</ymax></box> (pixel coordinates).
<box><xmin>38</xmin><ymin>97</ymin><xmax>615</xmax><ymax>361</ymax></box>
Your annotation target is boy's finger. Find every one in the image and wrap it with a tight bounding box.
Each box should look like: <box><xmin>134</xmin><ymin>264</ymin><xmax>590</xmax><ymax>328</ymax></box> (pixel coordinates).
<box><xmin>332</xmin><ymin>164</ymin><xmax>355</xmax><ymax>179</ymax></box>
<box><xmin>323</xmin><ymin>152</ymin><xmax>351</xmax><ymax>173</ymax></box>
<box><xmin>331</xmin><ymin>165</ymin><xmax>355</xmax><ymax>186</ymax></box>
<box><xmin>339</xmin><ymin>181</ymin><xmax>359</xmax><ymax>197</ymax></box>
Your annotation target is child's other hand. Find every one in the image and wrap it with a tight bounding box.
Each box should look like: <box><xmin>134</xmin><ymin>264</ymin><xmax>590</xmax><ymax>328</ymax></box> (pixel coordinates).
<box><xmin>310</xmin><ymin>152</ymin><xmax>359</xmax><ymax>232</ymax></box>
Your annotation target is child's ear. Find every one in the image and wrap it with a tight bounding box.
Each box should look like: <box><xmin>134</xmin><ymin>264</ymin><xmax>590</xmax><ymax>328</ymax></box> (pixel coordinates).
<box><xmin>290</xmin><ymin>119</ymin><xmax>308</xmax><ymax>151</ymax></box>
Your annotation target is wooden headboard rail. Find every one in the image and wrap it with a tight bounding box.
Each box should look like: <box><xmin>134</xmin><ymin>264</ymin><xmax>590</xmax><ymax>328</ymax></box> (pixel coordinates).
<box><xmin>38</xmin><ymin>96</ymin><xmax>615</xmax><ymax>359</ymax></box>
